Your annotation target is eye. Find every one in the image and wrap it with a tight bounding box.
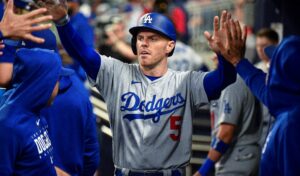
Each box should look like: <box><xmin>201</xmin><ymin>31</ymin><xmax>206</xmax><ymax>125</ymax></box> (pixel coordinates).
<box><xmin>150</xmin><ymin>36</ymin><xmax>158</xmax><ymax>41</ymax></box>
<box><xmin>137</xmin><ymin>36</ymin><xmax>143</xmax><ymax>41</ymax></box>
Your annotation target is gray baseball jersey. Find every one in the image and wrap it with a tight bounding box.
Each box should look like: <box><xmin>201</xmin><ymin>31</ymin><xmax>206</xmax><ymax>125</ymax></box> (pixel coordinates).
<box><xmin>210</xmin><ymin>76</ymin><xmax>262</xmax><ymax>174</ymax></box>
<box><xmin>89</xmin><ymin>55</ymin><xmax>208</xmax><ymax>170</ymax></box>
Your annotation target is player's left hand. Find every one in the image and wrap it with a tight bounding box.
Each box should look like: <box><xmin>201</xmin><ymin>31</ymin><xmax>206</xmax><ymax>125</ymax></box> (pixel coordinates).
<box><xmin>32</xmin><ymin>0</ymin><xmax>68</xmax><ymax>22</ymax></box>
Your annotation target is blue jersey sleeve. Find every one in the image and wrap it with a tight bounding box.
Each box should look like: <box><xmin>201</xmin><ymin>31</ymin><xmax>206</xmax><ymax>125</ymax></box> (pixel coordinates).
<box><xmin>236</xmin><ymin>59</ymin><xmax>268</xmax><ymax>106</ymax></box>
<box><xmin>82</xmin><ymin>102</ymin><xmax>100</xmax><ymax>176</ymax></box>
<box><xmin>203</xmin><ymin>55</ymin><xmax>236</xmax><ymax>100</ymax></box>
<box><xmin>56</xmin><ymin>22</ymin><xmax>100</xmax><ymax>80</ymax></box>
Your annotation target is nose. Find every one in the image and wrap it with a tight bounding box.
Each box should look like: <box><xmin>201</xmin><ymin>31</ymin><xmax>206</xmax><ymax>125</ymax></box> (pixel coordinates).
<box><xmin>141</xmin><ymin>39</ymin><xmax>149</xmax><ymax>47</ymax></box>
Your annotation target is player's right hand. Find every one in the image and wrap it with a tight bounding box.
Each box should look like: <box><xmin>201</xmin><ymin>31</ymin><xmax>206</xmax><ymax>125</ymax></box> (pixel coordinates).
<box><xmin>33</xmin><ymin>0</ymin><xmax>68</xmax><ymax>22</ymax></box>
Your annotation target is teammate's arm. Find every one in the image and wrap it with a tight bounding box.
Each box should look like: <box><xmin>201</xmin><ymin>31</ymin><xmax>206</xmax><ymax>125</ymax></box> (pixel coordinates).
<box><xmin>235</xmin><ymin>59</ymin><xmax>268</xmax><ymax>106</ymax></box>
<box><xmin>193</xmin><ymin>124</ymin><xmax>235</xmax><ymax>176</ymax></box>
<box><xmin>0</xmin><ymin>0</ymin><xmax>52</xmax><ymax>43</ymax></box>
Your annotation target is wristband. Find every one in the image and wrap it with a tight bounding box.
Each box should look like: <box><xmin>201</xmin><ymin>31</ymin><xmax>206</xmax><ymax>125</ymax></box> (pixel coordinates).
<box><xmin>4</xmin><ymin>39</ymin><xmax>21</xmax><ymax>47</ymax></box>
<box><xmin>211</xmin><ymin>137</ymin><xmax>229</xmax><ymax>154</ymax></box>
<box><xmin>198</xmin><ymin>158</ymin><xmax>214</xmax><ymax>176</ymax></box>
<box><xmin>55</xmin><ymin>15</ymin><xmax>70</xmax><ymax>27</ymax></box>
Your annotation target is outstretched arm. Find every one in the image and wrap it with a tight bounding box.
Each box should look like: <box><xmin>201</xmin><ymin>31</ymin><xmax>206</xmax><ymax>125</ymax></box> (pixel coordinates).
<box><xmin>33</xmin><ymin>0</ymin><xmax>100</xmax><ymax>80</ymax></box>
<box><xmin>0</xmin><ymin>0</ymin><xmax>53</xmax><ymax>43</ymax></box>
<box><xmin>236</xmin><ymin>59</ymin><xmax>268</xmax><ymax>106</ymax></box>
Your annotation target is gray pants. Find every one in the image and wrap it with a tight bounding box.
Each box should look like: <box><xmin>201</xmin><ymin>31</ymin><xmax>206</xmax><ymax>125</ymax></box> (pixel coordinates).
<box><xmin>215</xmin><ymin>145</ymin><xmax>260</xmax><ymax>176</ymax></box>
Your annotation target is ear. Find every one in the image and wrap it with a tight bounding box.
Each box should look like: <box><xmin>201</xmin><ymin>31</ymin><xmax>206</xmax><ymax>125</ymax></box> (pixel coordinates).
<box><xmin>166</xmin><ymin>41</ymin><xmax>175</xmax><ymax>55</ymax></box>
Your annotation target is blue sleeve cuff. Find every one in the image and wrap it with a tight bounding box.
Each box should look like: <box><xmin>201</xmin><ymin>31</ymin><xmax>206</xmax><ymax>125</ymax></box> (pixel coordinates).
<box><xmin>198</xmin><ymin>158</ymin><xmax>215</xmax><ymax>176</ymax></box>
<box><xmin>211</xmin><ymin>137</ymin><xmax>229</xmax><ymax>154</ymax></box>
<box><xmin>0</xmin><ymin>40</ymin><xmax>20</xmax><ymax>63</ymax></box>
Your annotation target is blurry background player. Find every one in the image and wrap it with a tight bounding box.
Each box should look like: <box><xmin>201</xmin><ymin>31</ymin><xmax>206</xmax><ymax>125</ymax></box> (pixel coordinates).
<box><xmin>0</xmin><ymin>46</ymin><xmax>61</xmax><ymax>175</ymax></box>
<box><xmin>194</xmin><ymin>55</ymin><xmax>262</xmax><ymax>176</ymax></box>
<box><xmin>0</xmin><ymin>1</ymin><xmax>100</xmax><ymax>175</ymax></box>
<box><xmin>255</xmin><ymin>28</ymin><xmax>279</xmax><ymax>73</ymax></box>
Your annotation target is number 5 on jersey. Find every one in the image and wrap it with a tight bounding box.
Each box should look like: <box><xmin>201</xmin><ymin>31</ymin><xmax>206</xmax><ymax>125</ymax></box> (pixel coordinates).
<box><xmin>170</xmin><ymin>116</ymin><xmax>182</xmax><ymax>141</ymax></box>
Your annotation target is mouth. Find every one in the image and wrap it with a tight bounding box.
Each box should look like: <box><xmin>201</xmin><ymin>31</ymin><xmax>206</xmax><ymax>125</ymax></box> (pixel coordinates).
<box><xmin>140</xmin><ymin>51</ymin><xmax>150</xmax><ymax>56</ymax></box>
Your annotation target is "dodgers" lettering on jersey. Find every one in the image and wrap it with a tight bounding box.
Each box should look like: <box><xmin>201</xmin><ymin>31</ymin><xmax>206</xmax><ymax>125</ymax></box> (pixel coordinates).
<box><xmin>120</xmin><ymin>92</ymin><xmax>186</xmax><ymax>123</ymax></box>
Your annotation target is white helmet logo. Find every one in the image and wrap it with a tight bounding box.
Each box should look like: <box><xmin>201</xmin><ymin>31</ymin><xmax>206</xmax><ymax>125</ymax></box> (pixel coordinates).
<box><xmin>143</xmin><ymin>14</ymin><xmax>153</xmax><ymax>24</ymax></box>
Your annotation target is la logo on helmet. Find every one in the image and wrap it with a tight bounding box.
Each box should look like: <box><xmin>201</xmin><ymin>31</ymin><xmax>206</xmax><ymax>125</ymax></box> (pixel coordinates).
<box><xmin>143</xmin><ymin>15</ymin><xmax>153</xmax><ymax>24</ymax></box>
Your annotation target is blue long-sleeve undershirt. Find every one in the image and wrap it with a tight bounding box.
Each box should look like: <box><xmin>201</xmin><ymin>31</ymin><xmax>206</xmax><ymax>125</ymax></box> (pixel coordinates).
<box><xmin>236</xmin><ymin>59</ymin><xmax>268</xmax><ymax>107</ymax></box>
<box><xmin>56</xmin><ymin>22</ymin><xmax>100</xmax><ymax>80</ymax></box>
<box><xmin>203</xmin><ymin>55</ymin><xmax>237</xmax><ymax>101</ymax></box>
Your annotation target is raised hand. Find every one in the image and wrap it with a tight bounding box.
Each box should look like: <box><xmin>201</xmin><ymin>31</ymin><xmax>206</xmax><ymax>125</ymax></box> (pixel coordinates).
<box><xmin>0</xmin><ymin>0</ymin><xmax>53</xmax><ymax>43</ymax></box>
<box><xmin>204</xmin><ymin>10</ymin><xmax>231</xmax><ymax>54</ymax></box>
<box><xmin>33</xmin><ymin>0</ymin><xmax>68</xmax><ymax>22</ymax></box>
<box><xmin>219</xmin><ymin>19</ymin><xmax>247</xmax><ymax>66</ymax></box>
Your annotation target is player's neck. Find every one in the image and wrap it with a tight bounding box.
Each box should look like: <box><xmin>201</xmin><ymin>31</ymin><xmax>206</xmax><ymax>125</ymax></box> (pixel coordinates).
<box><xmin>140</xmin><ymin>65</ymin><xmax>168</xmax><ymax>77</ymax></box>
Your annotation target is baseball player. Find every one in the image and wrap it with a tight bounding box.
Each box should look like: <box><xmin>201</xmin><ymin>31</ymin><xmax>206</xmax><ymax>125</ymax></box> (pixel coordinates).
<box><xmin>0</xmin><ymin>1</ymin><xmax>101</xmax><ymax>173</ymax></box>
<box><xmin>194</xmin><ymin>74</ymin><xmax>262</xmax><ymax>176</ymax></box>
<box><xmin>36</xmin><ymin>1</ymin><xmax>247</xmax><ymax>175</ymax></box>
<box><xmin>212</xmin><ymin>0</ymin><xmax>300</xmax><ymax>175</ymax></box>
<box><xmin>0</xmin><ymin>45</ymin><xmax>61</xmax><ymax>175</ymax></box>
<box><xmin>29</xmin><ymin>28</ymin><xmax>100</xmax><ymax>175</ymax></box>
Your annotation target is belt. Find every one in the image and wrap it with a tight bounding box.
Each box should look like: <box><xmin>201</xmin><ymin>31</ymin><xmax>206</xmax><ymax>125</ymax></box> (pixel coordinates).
<box><xmin>115</xmin><ymin>168</ymin><xmax>182</xmax><ymax>176</ymax></box>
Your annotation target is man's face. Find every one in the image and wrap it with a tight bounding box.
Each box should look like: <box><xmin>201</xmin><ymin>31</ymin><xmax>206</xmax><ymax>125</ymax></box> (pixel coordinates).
<box><xmin>136</xmin><ymin>30</ymin><xmax>174</xmax><ymax>69</ymax></box>
<box><xmin>256</xmin><ymin>36</ymin><xmax>275</xmax><ymax>62</ymax></box>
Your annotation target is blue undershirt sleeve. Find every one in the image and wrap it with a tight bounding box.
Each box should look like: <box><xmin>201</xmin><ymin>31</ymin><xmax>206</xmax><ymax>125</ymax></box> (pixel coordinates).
<box><xmin>56</xmin><ymin>22</ymin><xmax>100</xmax><ymax>80</ymax></box>
<box><xmin>236</xmin><ymin>59</ymin><xmax>268</xmax><ymax>107</ymax></box>
<box><xmin>203</xmin><ymin>55</ymin><xmax>236</xmax><ymax>101</ymax></box>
